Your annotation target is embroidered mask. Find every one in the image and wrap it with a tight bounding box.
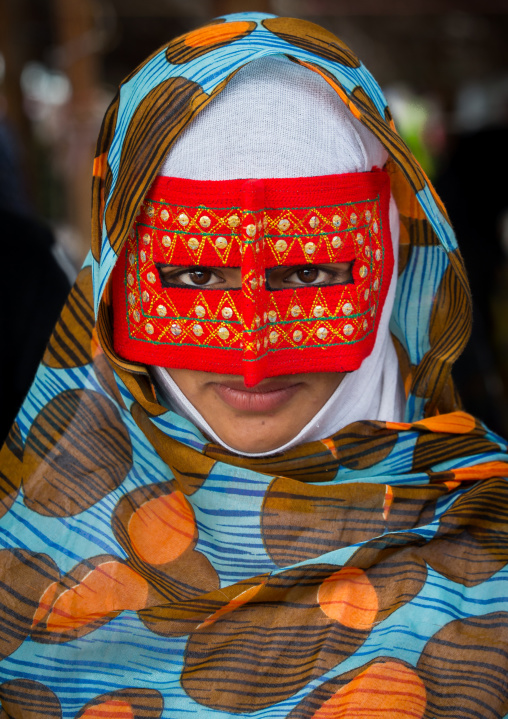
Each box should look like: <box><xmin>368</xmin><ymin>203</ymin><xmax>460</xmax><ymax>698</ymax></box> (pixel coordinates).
<box><xmin>112</xmin><ymin>169</ymin><xmax>393</xmax><ymax>386</ymax></box>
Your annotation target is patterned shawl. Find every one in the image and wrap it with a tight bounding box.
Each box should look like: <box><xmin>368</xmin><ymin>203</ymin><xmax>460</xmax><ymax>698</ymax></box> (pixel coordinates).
<box><xmin>1</xmin><ymin>13</ymin><xmax>508</xmax><ymax>719</ymax></box>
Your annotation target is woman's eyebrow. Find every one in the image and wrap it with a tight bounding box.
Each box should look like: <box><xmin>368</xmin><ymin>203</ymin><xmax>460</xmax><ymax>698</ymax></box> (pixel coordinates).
<box><xmin>155</xmin><ymin>263</ymin><xmax>241</xmax><ymax>270</ymax></box>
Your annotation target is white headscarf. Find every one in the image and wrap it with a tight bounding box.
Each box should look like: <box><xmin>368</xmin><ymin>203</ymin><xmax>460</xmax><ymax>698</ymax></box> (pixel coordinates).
<box><xmin>151</xmin><ymin>55</ymin><xmax>405</xmax><ymax>456</ymax></box>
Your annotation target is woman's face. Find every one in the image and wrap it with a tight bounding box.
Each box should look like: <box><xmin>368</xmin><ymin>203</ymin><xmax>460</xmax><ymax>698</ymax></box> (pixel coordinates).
<box><xmin>162</xmin><ymin>262</ymin><xmax>351</xmax><ymax>453</ymax></box>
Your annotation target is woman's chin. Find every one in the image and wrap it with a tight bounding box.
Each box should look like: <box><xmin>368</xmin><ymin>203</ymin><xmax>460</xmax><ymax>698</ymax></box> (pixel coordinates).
<box><xmin>167</xmin><ymin>367</ymin><xmax>345</xmax><ymax>454</ymax></box>
<box><xmin>210</xmin><ymin>420</ymin><xmax>297</xmax><ymax>455</ymax></box>
<box><xmin>205</xmin><ymin>381</ymin><xmax>309</xmax><ymax>453</ymax></box>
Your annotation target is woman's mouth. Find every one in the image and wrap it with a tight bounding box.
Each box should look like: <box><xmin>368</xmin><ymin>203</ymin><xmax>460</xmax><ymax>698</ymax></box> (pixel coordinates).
<box><xmin>211</xmin><ymin>380</ymin><xmax>303</xmax><ymax>413</ymax></box>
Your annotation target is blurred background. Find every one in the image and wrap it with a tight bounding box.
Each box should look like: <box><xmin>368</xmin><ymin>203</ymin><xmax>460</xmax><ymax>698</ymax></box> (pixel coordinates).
<box><xmin>1</xmin><ymin>0</ymin><xmax>508</xmax><ymax>440</ymax></box>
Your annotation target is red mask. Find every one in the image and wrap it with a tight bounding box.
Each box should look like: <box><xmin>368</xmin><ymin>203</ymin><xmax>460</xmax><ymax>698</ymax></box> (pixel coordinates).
<box><xmin>112</xmin><ymin>171</ymin><xmax>393</xmax><ymax>386</ymax></box>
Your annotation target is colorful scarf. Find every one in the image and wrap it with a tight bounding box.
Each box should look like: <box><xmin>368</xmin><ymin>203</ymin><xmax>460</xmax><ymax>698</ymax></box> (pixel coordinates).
<box><xmin>1</xmin><ymin>13</ymin><xmax>508</xmax><ymax>719</ymax></box>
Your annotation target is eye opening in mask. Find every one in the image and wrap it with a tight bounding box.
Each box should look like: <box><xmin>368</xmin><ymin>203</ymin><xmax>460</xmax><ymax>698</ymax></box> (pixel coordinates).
<box><xmin>156</xmin><ymin>262</ymin><xmax>354</xmax><ymax>290</ymax></box>
<box><xmin>265</xmin><ymin>262</ymin><xmax>354</xmax><ymax>290</ymax></box>
<box><xmin>156</xmin><ymin>264</ymin><xmax>242</xmax><ymax>290</ymax></box>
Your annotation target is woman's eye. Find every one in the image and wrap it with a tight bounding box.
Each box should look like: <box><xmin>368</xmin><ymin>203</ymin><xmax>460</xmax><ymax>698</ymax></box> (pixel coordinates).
<box><xmin>157</xmin><ymin>265</ymin><xmax>242</xmax><ymax>289</ymax></box>
<box><xmin>291</xmin><ymin>267</ymin><xmax>322</xmax><ymax>284</ymax></box>
<box><xmin>183</xmin><ymin>269</ymin><xmax>214</xmax><ymax>286</ymax></box>
<box><xmin>159</xmin><ymin>266</ymin><xmax>222</xmax><ymax>287</ymax></box>
<box><xmin>284</xmin><ymin>265</ymin><xmax>351</xmax><ymax>286</ymax></box>
<box><xmin>266</xmin><ymin>262</ymin><xmax>353</xmax><ymax>290</ymax></box>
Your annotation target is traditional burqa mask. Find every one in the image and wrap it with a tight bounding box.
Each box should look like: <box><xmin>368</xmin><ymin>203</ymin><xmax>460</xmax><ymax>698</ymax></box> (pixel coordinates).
<box><xmin>112</xmin><ymin>57</ymin><xmax>405</xmax><ymax>453</ymax></box>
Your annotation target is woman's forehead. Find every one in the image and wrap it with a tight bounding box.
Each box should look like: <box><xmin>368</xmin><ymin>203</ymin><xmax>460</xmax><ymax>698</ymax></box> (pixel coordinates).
<box><xmin>159</xmin><ymin>55</ymin><xmax>387</xmax><ymax>182</ymax></box>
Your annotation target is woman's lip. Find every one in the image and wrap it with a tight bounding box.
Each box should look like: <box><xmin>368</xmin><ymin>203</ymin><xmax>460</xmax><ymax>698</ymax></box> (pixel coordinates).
<box><xmin>211</xmin><ymin>381</ymin><xmax>303</xmax><ymax>413</ymax></box>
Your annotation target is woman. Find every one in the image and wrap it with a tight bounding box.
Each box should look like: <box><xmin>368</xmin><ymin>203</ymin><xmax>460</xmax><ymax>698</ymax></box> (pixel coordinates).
<box><xmin>1</xmin><ymin>13</ymin><xmax>508</xmax><ymax>718</ymax></box>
